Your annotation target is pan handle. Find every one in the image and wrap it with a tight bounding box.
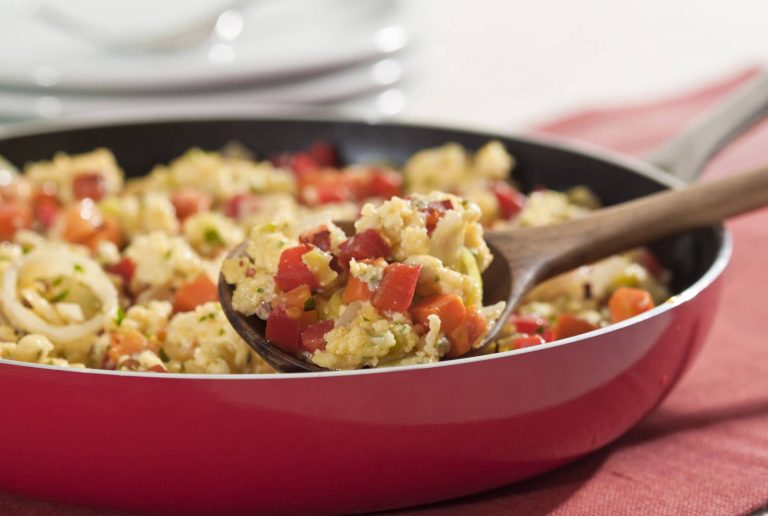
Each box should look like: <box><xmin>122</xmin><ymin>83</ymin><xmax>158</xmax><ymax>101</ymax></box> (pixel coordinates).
<box><xmin>645</xmin><ymin>69</ymin><xmax>768</xmax><ymax>182</ymax></box>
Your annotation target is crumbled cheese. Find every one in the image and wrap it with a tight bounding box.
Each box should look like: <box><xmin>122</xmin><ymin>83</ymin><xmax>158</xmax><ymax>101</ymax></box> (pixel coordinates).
<box><xmin>124</xmin><ymin>231</ymin><xmax>207</xmax><ymax>293</ymax></box>
<box><xmin>183</xmin><ymin>211</ymin><xmax>244</xmax><ymax>257</ymax></box>
<box><xmin>24</xmin><ymin>148</ymin><xmax>124</xmax><ymax>204</ymax></box>
<box><xmin>163</xmin><ymin>301</ymin><xmax>272</xmax><ymax>374</ymax></box>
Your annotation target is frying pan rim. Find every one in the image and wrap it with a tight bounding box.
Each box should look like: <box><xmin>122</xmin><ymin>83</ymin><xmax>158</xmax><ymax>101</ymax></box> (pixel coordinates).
<box><xmin>0</xmin><ymin>111</ymin><xmax>732</xmax><ymax>380</ymax></box>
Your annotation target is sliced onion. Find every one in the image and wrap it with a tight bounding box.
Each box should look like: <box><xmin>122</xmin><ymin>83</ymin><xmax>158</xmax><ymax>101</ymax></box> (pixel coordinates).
<box><xmin>1</xmin><ymin>245</ymin><xmax>118</xmax><ymax>343</ymax></box>
<box><xmin>336</xmin><ymin>301</ymin><xmax>364</xmax><ymax>327</ymax></box>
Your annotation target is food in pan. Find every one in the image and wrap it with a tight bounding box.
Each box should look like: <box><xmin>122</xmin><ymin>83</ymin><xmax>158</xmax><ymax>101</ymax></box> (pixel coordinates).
<box><xmin>0</xmin><ymin>141</ymin><xmax>668</xmax><ymax>372</ymax></box>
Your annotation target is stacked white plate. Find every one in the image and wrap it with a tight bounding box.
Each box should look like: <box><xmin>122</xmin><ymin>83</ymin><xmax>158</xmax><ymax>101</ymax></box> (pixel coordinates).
<box><xmin>0</xmin><ymin>0</ymin><xmax>413</xmax><ymax>122</ymax></box>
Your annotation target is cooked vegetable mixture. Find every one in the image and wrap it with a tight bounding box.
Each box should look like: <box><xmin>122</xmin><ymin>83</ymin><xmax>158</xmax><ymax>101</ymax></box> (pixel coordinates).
<box><xmin>0</xmin><ymin>141</ymin><xmax>669</xmax><ymax>372</ymax></box>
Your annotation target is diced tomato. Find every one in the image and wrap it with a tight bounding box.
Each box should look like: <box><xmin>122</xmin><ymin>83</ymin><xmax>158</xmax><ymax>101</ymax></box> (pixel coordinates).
<box><xmin>299</xmin><ymin>228</ymin><xmax>332</xmax><ymax>252</ymax></box>
<box><xmin>423</xmin><ymin>199</ymin><xmax>454</xmax><ymax>235</ymax></box>
<box><xmin>172</xmin><ymin>274</ymin><xmax>218</xmax><ymax>313</ymax></box>
<box><xmin>299</xmin><ymin>170</ymin><xmax>358</xmax><ymax>205</ymax></box>
<box><xmin>552</xmin><ymin>313</ymin><xmax>597</xmax><ymax>340</ymax></box>
<box><xmin>307</xmin><ymin>142</ymin><xmax>337</xmax><ymax>168</ymax></box>
<box><xmin>491</xmin><ymin>182</ymin><xmax>526</xmax><ymax>220</ymax></box>
<box><xmin>336</xmin><ymin>229</ymin><xmax>390</xmax><ymax>270</ymax></box>
<box><xmin>34</xmin><ymin>191</ymin><xmax>60</xmax><ymax>230</ymax></box>
<box><xmin>275</xmin><ymin>245</ymin><xmax>320</xmax><ymax>292</ymax></box>
<box><xmin>541</xmin><ymin>328</ymin><xmax>556</xmax><ymax>342</ymax></box>
<box><xmin>509</xmin><ymin>314</ymin><xmax>549</xmax><ymax>335</ymax></box>
<box><xmin>271</xmin><ymin>285</ymin><xmax>313</xmax><ymax>320</ymax></box>
<box><xmin>170</xmin><ymin>188</ymin><xmax>212</xmax><ymax>222</ymax></box>
<box><xmin>0</xmin><ymin>202</ymin><xmax>32</xmax><ymax>241</ymax></box>
<box><xmin>512</xmin><ymin>334</ymin><xmax>547</xmax><ymax>349</ymax></box>
<box><xmin>72</xmin><ymin>172</ymin><xmax>107</xmax><ymax>201</ymax></box>
<box><xmin>608</xmin><ymin>287</ymin><xmax>655</xmax><ymax>323</ymax></box>
<box><xmin>372</xmin><ymin>263</ymin><xmax>421</xmax><ymax>312</ymax></box>
<box><xmin>366</xmin><ymin>168</ymin><xmax>402</xmax><ymax>199</ymax></box>
<box><xmin>343</xmin><ymin>276</ymin><xmax>373</xmax><ymax>304</ymax></box>
<box><xmin>266</xmin><ymin>306</ymin><xmax>304</xmax><ymax>353</ymax></box>
<box><xmin>106</xmin><ymin>257</ymin><xmax>136</xmax><ymax>286</ymax></box>
<box><xmin>300</xmin><ymin>320</ymin><xmax>334</xmax><ymax>353</ymax></box>
<box><xmin>223</xmin><ymin>193</ymin><xmax>260</xmax><ymax>219</ymax></box>
<box><xmin>290</xmin><ymin>153</ymin><xmax>321</xmax><ymax>176</ymax></box>
<box><xmin>465</xmin><ymin>306</ymin><xmax>488</xmax><ymax>348</ymax></box>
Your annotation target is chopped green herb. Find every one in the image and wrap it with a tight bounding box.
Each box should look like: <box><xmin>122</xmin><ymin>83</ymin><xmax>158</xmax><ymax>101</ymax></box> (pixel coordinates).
<box><xmin>277</xmin><ymin>241</ymin><xmax>285</xmax><ymax>248</ymax></box>
<box><xmin>198</xmin><ymin>312</ymin><xmax>217</xmax><ymax>322</ymax></box>
<box><xmin>164</xmin><ymin>250</ymin><xmax>172</xmax><ymax>259</ymax></box>
<box><xmin>219</xmin><ymin>329</ymin><xmax>225</xmax><ymax>336</ymax></box>
<box><xmin>21</xmin><ymin>245</ymin><xmax>32</xmax><ymax>254</ymax></box>
<box><xmin>203</xmin><ymin>227</ymin><xmax>225</xmax><ymax>246</ymax></box>
<box><xmin>158</xmin><ymin>348</ymin><xmax>170</xmax><ymax>362</ymax></box>
<box><xmin>49</xmin><ymin>290</ymin><xmax>69</xmax><ymax>303</ymax></box>
<box><xmin>256</xmin><ymin>287</ymin><xmax>264</xmax><ymax>294</ymax></box>
<box><xmin>303</xmin><ymin>297</ymin><xmax>316</xmax><ymax>311</ymax></box>
<box><xmin>52</xmin><ymin>276</ymin><xmax>64</xmax><ymax>287</ymax></box>
<box><xmin>114</xmin><ymin>307</ymin><xmax>126</xmax><ymax>326</ymax></box>
<box><xmin>73</xmin><ymin>263</ymin><xmax>84</xmax><ymax>273</ymax></box>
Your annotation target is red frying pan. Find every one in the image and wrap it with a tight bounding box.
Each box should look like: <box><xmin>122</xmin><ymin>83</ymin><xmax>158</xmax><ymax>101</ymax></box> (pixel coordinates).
<box><xmin>0</xmin><ymin>72</ymin><xmax>766</xmax><ymax>514</ymax></box>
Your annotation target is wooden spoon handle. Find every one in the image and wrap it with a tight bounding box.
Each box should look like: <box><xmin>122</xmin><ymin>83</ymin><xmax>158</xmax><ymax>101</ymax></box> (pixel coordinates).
<box><xmin>499</xmin><ymin>165</ymin><xmax>768</xmax><ymax>281</ymax></box>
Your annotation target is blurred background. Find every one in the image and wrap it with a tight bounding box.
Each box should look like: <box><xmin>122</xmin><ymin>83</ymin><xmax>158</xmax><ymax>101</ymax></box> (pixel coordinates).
<box><xmin>1</xmin><ymin>0</ymin><xmax>768</xmax><ymax>131</ymax></box>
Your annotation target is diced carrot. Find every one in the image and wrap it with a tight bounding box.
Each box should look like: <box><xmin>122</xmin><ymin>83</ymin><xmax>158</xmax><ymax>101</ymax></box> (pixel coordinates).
<box><xmin>106</xmin><ymin>328</ymin><xmax>155</xmax><ymax>368</ymax></box>
<box><xmin>60</xmin><ymin>202</ymin><xmax>122</xmax><ymax>250</ymax></box>
<box><xmin>411</xmin><ymin>294</ymin><xmax>472</xmax><ymax>357</ymax></box>
<box><xmin>343</xmin><ymin>276</ymin><xmax>372</xmax><ymax>304</ymax></box>
<box><xmin>371</xmin><ymin>263</ymin><xmax>421</xmax><ymax>312</ymax></box>
<box><xmin>271</xmin><ymin>285</ymin><xmax>313</xmax><ymax>320</ymax></box>
<box><xmin>464</xmin><ymin>306</ymin><xmax>488</xmax><ymax>348</ymax></box>
<box><xmin>0</xmin><ymin>202</ymin><xmax>32</xmax><ymax>241</ymax></box>
<box><xmin>82</xmin><ymin>215</ymin><xmax>122</xmax><ymax>250</ymax></box>
<box><xmin>61</xmin><ymin>203</ymin><xmax>98</xmax><ymax>243</ymax></box>
<box><xmin>608</xmin><ymin>287</ymin><xmax>655</xmax><ymax>323</ymax></box>
<box><xmin>411</xmin><ymin>294</ymin><xmax>467</xmax><ymax>334</ymax></box>
<box><xmin>552</xmin><ymin>313</ymin><xmax>598</xmax><ymax>340</ymax></box>
<box><xmin>447</xmin><ymin>324</ymin><xmax>471</xmax><ymax>358</ymax></box>
<box><xmin>172</xmin><ymin>274</ymin><xmax>219</xmax><ymax>313</ymax></box>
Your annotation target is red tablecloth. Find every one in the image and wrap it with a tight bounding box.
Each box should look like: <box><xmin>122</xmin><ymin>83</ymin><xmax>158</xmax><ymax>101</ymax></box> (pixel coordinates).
<box><xmin>3</xmin><ymin>69</ymin><xmax>768</xmax><ymax>516</ymax></box>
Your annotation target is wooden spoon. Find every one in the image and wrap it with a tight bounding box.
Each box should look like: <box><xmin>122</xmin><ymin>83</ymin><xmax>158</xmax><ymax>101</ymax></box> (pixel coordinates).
<box><xmin>219</xmin><ymin>166</ymin><xmax>768</xmax><ymax>372</ymax></box>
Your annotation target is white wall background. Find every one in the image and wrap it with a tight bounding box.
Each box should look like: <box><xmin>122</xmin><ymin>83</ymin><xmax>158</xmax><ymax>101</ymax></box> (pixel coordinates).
<box><xmin>399</xmin><ymin>0</ymin><xmax>768</xmax><ymax>131</ymax></box>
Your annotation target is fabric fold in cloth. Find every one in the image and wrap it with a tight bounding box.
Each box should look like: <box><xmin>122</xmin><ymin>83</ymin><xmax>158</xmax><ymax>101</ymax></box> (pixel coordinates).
<box><xmin>2</xmin><ymin>69</ymin><xmax>768</xmax><ymax>515</ymax></box>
